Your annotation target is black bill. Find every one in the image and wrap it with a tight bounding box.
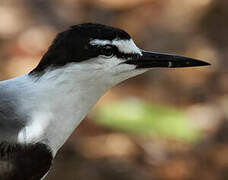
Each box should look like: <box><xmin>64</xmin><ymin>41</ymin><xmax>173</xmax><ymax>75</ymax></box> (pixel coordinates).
<box><xmin>125</xmin><ymin>50</ymin><xmax>210</xmax><ymax>68</ymax></box>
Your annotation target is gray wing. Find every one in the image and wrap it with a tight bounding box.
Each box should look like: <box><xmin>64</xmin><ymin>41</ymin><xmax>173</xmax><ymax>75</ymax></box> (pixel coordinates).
<box><xmin>0</xmin><ymin>82</ymin><xmax>26</xmax><ymax>142</ymax></box>
<box><xmin>0</xmin><ymin>81</ymin><xmax>53</xmax><ymax>180</ymax></box>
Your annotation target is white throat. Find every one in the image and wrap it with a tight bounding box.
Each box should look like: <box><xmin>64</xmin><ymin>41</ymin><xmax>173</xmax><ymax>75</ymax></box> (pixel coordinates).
<box><xmin>17</xmin><ymin>63</ymin><xmax>111</xmax><ymax>155</ymax></box>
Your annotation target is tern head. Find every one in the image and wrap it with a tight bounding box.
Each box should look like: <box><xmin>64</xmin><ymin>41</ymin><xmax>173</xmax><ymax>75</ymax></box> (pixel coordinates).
<box><xmin>30</xmin><ymin>23</ymin><xmax>210</xmax><ymax>87</ymax></box>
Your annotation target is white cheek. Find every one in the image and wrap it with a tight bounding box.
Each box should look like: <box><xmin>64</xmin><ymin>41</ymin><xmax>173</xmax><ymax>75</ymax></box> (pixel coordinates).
<box><xmin>114</xmin><ymin>63</ymin><xmax>135</xmax><ymax>73</ymax></box>
<box><xmin>100</xmin><ymin>57</ymin><xmax>148</xmax><ymax>85</ymax></box>
<box><xmin>96</xmin><ymin>56</ymin><xmax>139</xmax><ymax>76</ymax></box>
<box><xmin>103</xmin><ymin>57</ymin><xmax>122</xmax><ymax>70</ymax></box>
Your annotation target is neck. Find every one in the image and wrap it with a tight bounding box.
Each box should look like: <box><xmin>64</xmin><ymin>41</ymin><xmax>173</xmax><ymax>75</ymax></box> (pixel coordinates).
<box><xmin>18</xmin><ymin>64</ymin><xmax>109</xmax><ymax>155</ymax></box>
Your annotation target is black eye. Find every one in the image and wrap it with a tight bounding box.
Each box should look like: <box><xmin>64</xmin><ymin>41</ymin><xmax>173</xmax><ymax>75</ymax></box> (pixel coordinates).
<box><xmin>101</xmin><ymin>45</ymin><xmax>114</xmax><ymax>57</ymax></box>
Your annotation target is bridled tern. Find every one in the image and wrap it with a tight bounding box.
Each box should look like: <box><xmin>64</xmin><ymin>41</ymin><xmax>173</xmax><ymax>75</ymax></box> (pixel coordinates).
<box><xmin>0</xmin><ymin>23</ymin><xmax>210</xmax><ymax>180</ymax></box>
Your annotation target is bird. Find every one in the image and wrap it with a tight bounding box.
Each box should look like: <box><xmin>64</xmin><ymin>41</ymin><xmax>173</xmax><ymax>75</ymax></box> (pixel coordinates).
<box><xmin>0</xmin><ymin>23</ymin><xmax>210</xmax><ymax>180</ymax></box>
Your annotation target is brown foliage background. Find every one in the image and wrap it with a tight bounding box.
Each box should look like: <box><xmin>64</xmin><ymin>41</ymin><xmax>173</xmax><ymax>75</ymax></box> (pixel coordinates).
<box><xmin>0</xmin><ymin>0</ymin><xmax>228</xmax><ymax>179</ymax></box>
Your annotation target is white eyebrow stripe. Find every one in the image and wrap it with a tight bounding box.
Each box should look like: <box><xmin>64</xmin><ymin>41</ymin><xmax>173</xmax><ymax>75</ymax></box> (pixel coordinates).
<box><xmin>90</xmin><ymin>39</ymin><xmax>111</xmax><ymax>46</ymax></box>
<box><xmin>89</xmin><ymin>39</ymin><xmax>142</xmax><ymax>55</ymax></box>
<box><xmin>112</xmin><ymin>39</ymin><xmax>142</xmax><ymax>55</ymax></box>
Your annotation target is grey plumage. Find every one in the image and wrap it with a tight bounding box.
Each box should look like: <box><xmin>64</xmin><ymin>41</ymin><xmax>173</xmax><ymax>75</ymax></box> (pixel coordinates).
<box><xmin>0</xmin><ymin>80</ymin><xmax>26</xmax><ymax>142</ymax></box>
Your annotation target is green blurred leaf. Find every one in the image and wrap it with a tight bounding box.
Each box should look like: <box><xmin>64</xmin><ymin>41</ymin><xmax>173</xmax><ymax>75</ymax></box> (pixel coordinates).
<box><xmin>92</xmin><ymin>99</ymin><xmax>200</xmax><ymax>143</ymax></box>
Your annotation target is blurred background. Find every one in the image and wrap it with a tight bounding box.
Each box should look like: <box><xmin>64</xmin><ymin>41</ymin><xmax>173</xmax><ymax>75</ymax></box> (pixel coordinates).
<box><xmin>0</xmin><ymin>0</ymin><xmax>228</xmax><ymax>179</ymax></box>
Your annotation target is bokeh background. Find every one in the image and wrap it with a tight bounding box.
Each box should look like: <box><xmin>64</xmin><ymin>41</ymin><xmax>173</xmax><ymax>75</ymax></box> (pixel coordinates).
<box><xmin>0</xmin><ymin>0</ymin><xmax>228</xmax><ymax>179</ymax></box>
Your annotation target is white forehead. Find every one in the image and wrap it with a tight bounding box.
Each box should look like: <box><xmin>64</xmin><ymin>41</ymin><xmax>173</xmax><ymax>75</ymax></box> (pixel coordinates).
<box><xmin>90</xmin><ymin>39</ymin><xmax>142</xmax><ymax>55</ymax></box>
